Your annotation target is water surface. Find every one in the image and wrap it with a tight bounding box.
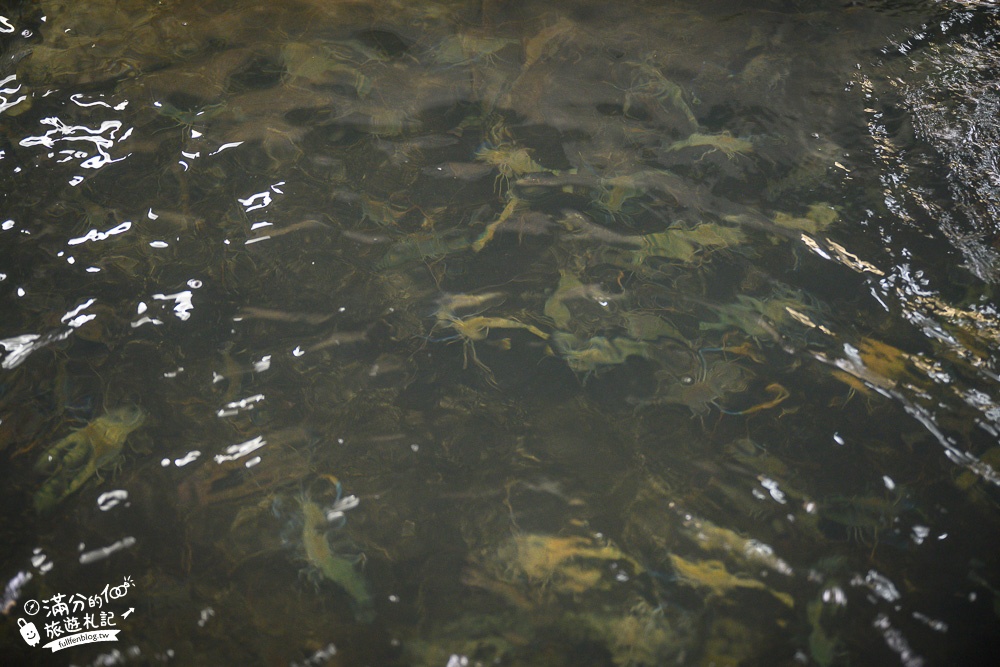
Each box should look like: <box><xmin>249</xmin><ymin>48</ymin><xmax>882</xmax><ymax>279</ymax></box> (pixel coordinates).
<box><xmin>2</xmin><ymin>1</ymin><xmax>1000</xmax><ymax>665</ymax></box>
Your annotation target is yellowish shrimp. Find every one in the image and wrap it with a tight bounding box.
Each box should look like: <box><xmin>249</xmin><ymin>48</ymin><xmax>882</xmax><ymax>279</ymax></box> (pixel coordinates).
<box><xmin>665</xmin><ymin>132</ymin><xmax>753</xmax><ymax>160</ymax></box>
